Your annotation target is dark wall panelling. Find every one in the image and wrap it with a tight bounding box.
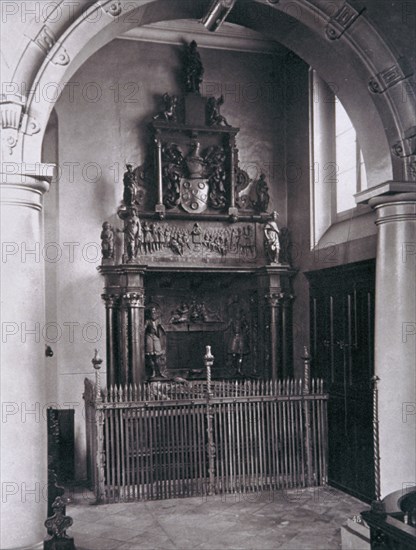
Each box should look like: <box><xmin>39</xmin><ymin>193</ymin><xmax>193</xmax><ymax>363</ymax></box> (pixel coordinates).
<box><xmin>307</xmin><ymin>260</ymin><xmax>375</xmax><ymax>502</ymax></box>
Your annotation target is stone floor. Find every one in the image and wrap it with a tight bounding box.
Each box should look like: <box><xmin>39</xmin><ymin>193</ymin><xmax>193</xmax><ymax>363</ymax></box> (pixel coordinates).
<box><xmin>65</xmin><ymin>485</ymin><xmax>367</xmax><ymax>550</ymax></box>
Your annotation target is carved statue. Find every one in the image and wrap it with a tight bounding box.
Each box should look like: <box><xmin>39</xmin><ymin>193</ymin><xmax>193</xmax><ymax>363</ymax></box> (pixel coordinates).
<box><xmin>207</xmin><ymin>95</ymin><xmax>230</xmax><ymax>127</ymax></box>
<box><xmin>191</xmin><ymin>223</ymin><xmax>202</xmax><ymax>245</ymax></box>
<box><xmin>264</xmin><ymin>211</ymin><xmax>280</xmax><ymax>264</ymax></box>
<box><xmin>100</xmin><ymin>222</ymin><xmax>114</xmax><ymax>259</ymax></box>
<box><xmin>145</xmin><ymin>307</ymin><xmax>168</xmax><ymax>378</ymax></box>
<box><xmin>228</xmin><ymin>312</ymin><xmax>250</xmax><ymax>376</ymax></box>
<box><xmin>184</xmin><ymin>40</ymin><xmax>204</xmax><ymax>94</ymax></box>
<box><xmin>124</xmin><ymin>208</ymin><xmax>142</xmax><ymax>262</ymax></box>
<box><xmin>170</xmin><ymin>301</ymin><xmax>190</xmax><ymax>324</ymax></box>
<box><xmin>153</xmin><ymin>93</ymin><xmax>178</xmax><ymax>123</ymax></box>
<box><xmin>123</xmin><ymin>164</ymin><xmax>137</xmax><ymax>206</ymax></box>
<box><xmin>254</xmin><ymin>173</ymin><xmax>270</xmax><ymax>212</ymax></box>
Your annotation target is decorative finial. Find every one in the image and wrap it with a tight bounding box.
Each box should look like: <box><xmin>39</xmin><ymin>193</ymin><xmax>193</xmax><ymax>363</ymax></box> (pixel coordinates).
<box><xmin>92</xmin><ymin>349</ymin><xmax>102</xmax><ymax>370</ymax></box>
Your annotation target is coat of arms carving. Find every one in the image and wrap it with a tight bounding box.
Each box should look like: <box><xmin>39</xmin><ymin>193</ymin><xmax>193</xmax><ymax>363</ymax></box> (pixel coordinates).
<box><xmin>162</xmin><ymin>140</ymin><xmax>227</xmax><ymax>213</ymax></box>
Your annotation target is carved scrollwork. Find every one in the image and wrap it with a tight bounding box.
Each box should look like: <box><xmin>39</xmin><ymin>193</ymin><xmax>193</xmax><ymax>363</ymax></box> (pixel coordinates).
<box><xmin>162</xmin><ymin>143</ymin><xmax>185</xmax><ymax>208</ymax></box>
<box><xmin>205</xmin><ymin>145</ymin><xmax>227</xmax><ymax>209</ymax></box>
<box><xmin>44</xmin><ymin>496</ymin><xmax>73</xmax><ymax>539</ymax></box>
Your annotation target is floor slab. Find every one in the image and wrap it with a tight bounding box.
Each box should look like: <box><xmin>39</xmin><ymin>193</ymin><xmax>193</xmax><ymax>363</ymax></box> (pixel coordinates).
<box><xmin>64</xmin><ymin>486</ymin><xmax>367</xmax><ymax>550</ymax></box>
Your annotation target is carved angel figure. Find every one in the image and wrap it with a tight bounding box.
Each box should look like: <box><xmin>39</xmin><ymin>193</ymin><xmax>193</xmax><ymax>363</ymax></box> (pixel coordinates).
<box><xmin>207</xmin><ymin>95</ymin><xmax>230</xmax><ymax>127</ymax></box>
<box><xmin>153</xmin><ymin>93</ymin><xmax>178</xmax><ymax>123</ymax></box>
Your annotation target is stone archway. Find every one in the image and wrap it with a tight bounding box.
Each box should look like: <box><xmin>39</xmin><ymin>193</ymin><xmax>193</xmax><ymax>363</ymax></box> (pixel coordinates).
<box><xmin>1</xmin><ymin>1</ymin><xmax>415</xmax><ymax>548</ymax></box>
<box><xmin>3</xmin><ymin>0</ymin><xmax>414</xmax><ymax>183</ymax></box>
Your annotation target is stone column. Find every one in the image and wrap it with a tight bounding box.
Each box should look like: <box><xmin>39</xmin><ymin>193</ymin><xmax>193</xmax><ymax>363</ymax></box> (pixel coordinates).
<box><xmin>122</xmin><ymin>291</ymin><xmax>145</xmax><ymax>386</ymax></box>
<box><xmin>357</xmin><ymin>183</ymin><xmax>416</xmax><ymax>497</ymax></box>
<box><xmin>257</xmin><ymin>266</ymin><xmax>295</xmax><ymax>380</ymax></box>
<box><xmin>102</xmin><ymin>294</ymin><xmax>119</xmax><ymax>387</ymax></box>
<box><xmin>265</xmin><ymin>291</ymin><xmax>283</xmax><ymax>382</ymax></box>
<box><xmin>1</xmin><ymin>167</ymin><xmax>53</xmax><ymax>549</ymax></box>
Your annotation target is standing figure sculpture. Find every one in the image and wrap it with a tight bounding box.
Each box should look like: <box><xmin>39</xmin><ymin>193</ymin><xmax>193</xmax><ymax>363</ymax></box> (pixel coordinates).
<box><xmin>100</xmin><ymin>222</ymin><xmax>114</xmax><ymax>260</ymax></box>
<box><xmin>145</xmin><ymin>307</ymin><xmax>168</xmax><ymax>378</ymax></box>
<box><xmin>228</xmin><ymin>313</ymin><xmax>250</xmax><ymax>376</ymax></box>
<box><xmin>124</xmin><ymin>208</ymin><xmax>142</xmax><ymax>262</ymax></box>
<box><xmin>123</xmin><ymin>164</ymin><xmax>137</xmax><ymax>206</ymax></box>
<box><xmin>185</xmin><ymin>40</ymin><xmax>204</xmax><ymax>94</ymax></box>
<box><xmin>264</xmin><ymin>211</ymin><xmax>280</xmax><ymax>264</ymax></box>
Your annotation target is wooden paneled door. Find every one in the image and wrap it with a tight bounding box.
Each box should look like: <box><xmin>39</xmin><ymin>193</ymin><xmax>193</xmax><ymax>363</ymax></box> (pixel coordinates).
<box><xmin>307</xmin><ymin>260</ymin><xmax>375</xmax><ymax>502</ymax></box>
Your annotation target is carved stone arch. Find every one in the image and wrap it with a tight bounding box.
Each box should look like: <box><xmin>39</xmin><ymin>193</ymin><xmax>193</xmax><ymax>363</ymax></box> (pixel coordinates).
<box><xmin>13</xmin><ymin>0</ymin><xmax>415</xmax><ymax>184</ymax></box>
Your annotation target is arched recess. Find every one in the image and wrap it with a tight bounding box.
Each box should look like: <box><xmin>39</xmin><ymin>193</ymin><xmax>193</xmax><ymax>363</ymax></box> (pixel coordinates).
<box><xmin>12</xmin><ymin>0</ymin><xmax>416</xmax><ymax>185</ymax></box>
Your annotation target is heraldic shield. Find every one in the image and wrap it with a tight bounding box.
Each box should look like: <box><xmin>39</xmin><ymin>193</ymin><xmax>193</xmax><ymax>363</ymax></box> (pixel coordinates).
<box><xmin>180</xmin><ymin>178</ymin><xmax>209</xmax><ymax>213</ymax></box>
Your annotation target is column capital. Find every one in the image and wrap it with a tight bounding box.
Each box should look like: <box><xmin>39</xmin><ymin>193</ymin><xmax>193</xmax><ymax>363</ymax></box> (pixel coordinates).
<box><xmin>101</xmin><ymin>294</ymin><xmax>120</xmax><ymax>308</ymax></box>
<box><xmin>121</xmin><ymin>290</ymin><xmax>144</xmax><ymax>308</ymax></box>
<box><xmin>265</xmin><ymin>290</ymin><xmax>284</xmax><ymax>307</ymax></box>
<box><xmin>356</xmin><ymin>181</ymin><xmax>416</xmax><ymax>207</ymax></box>
<box><xmin>1</xmin><ymin>163</ymin><xmax>55</xmax><ymax>211</ymax></box>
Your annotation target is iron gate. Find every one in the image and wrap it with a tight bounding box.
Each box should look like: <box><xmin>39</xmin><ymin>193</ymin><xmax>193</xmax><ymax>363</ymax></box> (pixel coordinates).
<box><xmin>85</xmin><ymin>377</ymin><xmax>328</xmax><ymax>503</ymax></box>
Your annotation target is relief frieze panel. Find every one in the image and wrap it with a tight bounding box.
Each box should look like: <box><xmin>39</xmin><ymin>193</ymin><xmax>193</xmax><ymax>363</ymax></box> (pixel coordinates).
<box><xmin>116</xmin><ymin>218</ymin><xmax>259</xmax><ymax>264</ymax></box>
<box><xmin>144</xmin><ymin>290</ymin><xmax>258</xmax><ymax>379</ymax></box>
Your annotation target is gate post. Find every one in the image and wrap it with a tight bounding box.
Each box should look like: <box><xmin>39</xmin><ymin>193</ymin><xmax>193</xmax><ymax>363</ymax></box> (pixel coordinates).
<box><xmin>302</xmin><ymin>346</ymin><xmax>314</xmax><ymax>486</ymax></box>
<box><xmin>204</xmin><ymin>346</ymin><xmax>216</xmax><ymax>496</ymax></box>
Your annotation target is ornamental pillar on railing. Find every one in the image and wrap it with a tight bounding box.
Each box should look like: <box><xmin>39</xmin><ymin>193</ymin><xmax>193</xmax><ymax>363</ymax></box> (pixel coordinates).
<box><xmin>92</xmin><ymin>350</ymin><xmax>105</xmax><ymax>503</ymax></box>
<box><xmin>204</xmin><ymin>345</ymin><xmax>215</xmax><ymax>495</ymax></box>
<box><xmin>302</xmin><ymin>346</ymin><xmax>314</xmax><ymax>486</ymax></box>
<box><xmin>372</xmin><ymin>375</ymin><xmax>381</xmax><ymax>504</ymax></box>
